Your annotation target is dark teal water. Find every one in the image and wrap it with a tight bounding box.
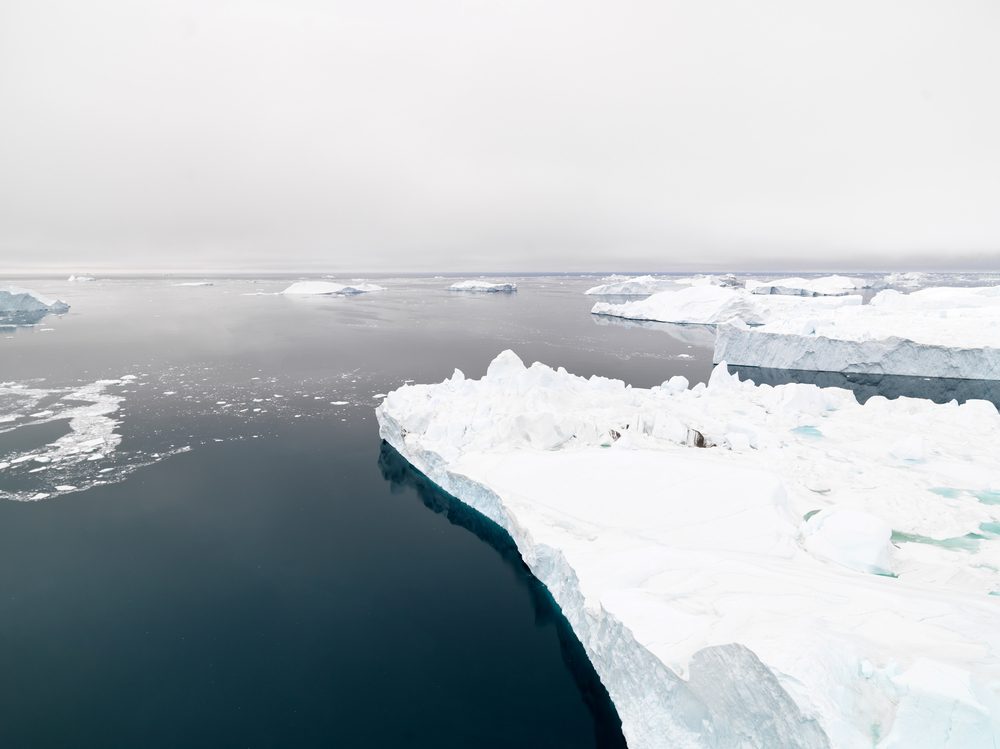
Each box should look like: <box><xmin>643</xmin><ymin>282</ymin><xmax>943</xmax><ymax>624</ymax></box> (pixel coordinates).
<box><xmin>1</xmin><ymin>276</ymin><xmax>715</xmax><ymax>749</ymax></box>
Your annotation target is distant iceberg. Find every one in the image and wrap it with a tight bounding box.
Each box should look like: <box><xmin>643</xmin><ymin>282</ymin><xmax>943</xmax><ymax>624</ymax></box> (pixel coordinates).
<box><xmin>745</xmin><ymin>275</ymin><xmax>868</xmax><ymax>296</ymax></box>
<box><xmin>715</xmin><ymin>285</ymin><xmax>1000</xmax><ymax>380</ymax></box>
<box><xmin>172</xmin><ymin>281</ymin><xmax>215</xmax><ymax>287</ymax></box>
<box><xmin>449</xmin><ymin>280</ymin><xmax>517</xmax><ymax>292</ymax></box>
<box><xmin>378</xmin><ymin>350</ymin><xmax>1000</xmax><ymax>749</ymax></box>
<box><xmin>0</xmin><ymin>286</ymin><xmax>70</xmax><ymax>325</ymax></box>
<box><xmin>592</xmin><ymin>285</ymin><xmax>860</xmax><ymax>326</ymax></box>
<box><xmin>281</xmin><ymin>280</ymin><xmax>386</xmax><ymax>295</ymax></box>
<box><xmin>67</xmin><ymin>275</ymin><xmax>96</xmax><ymax>282</ymax></box>
<box><xmin>673</xmin><ymin>273</ymin><xmax>741</xmax><ymax>288</ymax></box>
<box><xmin>584</xmin><ymin>275</ymin><xmax>679</xmax><ymax>295</ymax></box>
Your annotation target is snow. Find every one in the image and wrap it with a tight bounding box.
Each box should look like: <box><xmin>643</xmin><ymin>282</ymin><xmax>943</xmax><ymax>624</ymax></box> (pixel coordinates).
<box><xmin>714</xmin><ymin>285</ymin><xmax>1000</xmax><ymax>380</ymax></box>
<box><xmin>0</xmin><ymin>286</ymin><xmax>70</xmax><ymax>317</ymax></box>
<box><xmin>449</xmin><ymin>280</ymin><xmax>517</xmax><ymax>292</ymax></box>
<box><xmin>592</xmin><ymin>285</ymin><xmax>860</xmax><ymax>326</ymax></box>
<box><xmin>584</xmin><ymin>275</ymin><xmax>679</xmax><ymax>295</ymax></box>
<box><xmin>377</xmin><ymin>351</ymin><xmax>1000</xmax><ymax>749</ymax></box>
<box><xmin>746</xmin><ymin>275</ymin><xmax>868</xmax><ymax>296</ymax></box>
<box><xmin>281</xmin><ymin>280</ymin><xmax>386</xmax><ymax>295</ymax></box>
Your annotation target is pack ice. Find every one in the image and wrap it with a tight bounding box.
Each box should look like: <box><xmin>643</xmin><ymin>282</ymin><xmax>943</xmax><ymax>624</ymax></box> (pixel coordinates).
<box><xmin>377</xmin><ymin>351</ymin><xmax>1000</xmax><ymax>749</ymax></box>
<box><xmin>449</xmin><ymin>280</ymin><xmax>517</xmax><ymax>292</ymax></box>
<box><xmin>281</xmin><ymin>281</ymin><xmax>386</xmax><ymax>295</ymax></box>
<box><xmin>592</xmin><ymin>285</ymin><xmax>860</xmax><ymax>326</ymax></box>
<box><xmin>715</xmin><ymin>286</ymin><xmax>1000</xmax><ymax>380</ymax></box>
<box><xmin>745</xmin><ymin>275</ymin><xmax>868</xmax><ymax>296</ymax></box>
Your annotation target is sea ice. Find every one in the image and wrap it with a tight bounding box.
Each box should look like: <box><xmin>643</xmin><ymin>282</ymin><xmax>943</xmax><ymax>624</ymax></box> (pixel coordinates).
<box><xmin>281</xmin><ymin>281</ymin><xmax>386</xmax><ymax>295</ymax></box>
<box><xmin>592</xmin><ymin>285</ymin><xmax>860</xmax><ymax>326</ymax></box>
<box><xmin>377</xmin><ymin>351</ymin><xmax>1000</xmax><ymax>749</ymax></box>
<box><xmin>714</xmin><ymin>285</ymin><xmax>1000</xmax><ymax>380</ymax></box>
<box><xmin>449</xmin><ymin>280</ymin><xmax>517</xmax><ymax>292</ymax></box>
<box><xmin>745</xmin><ymin>275</ymin><xmax>868</xmax><ymax>296</ymax></box>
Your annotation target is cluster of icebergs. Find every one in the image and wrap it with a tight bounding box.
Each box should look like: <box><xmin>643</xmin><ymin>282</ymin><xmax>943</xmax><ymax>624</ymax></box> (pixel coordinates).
<box><xmin>378</xmin><ymin>350</ymin><xmax>1000</xmax><ymax>749</ymax></box>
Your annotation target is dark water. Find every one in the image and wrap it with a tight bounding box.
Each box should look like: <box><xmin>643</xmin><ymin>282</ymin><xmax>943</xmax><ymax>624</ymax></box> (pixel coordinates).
<box><xmin>1</xmin><ymin>275</ymin><xmax>714</xmax><ymax>748</ymax></box>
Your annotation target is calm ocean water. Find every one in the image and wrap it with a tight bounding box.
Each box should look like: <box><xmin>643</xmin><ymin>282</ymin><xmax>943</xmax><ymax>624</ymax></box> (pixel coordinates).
<box><xmin>2</xmin><ymin>273</ymin><xmax>997</xmax><ymax>747</ymax></box>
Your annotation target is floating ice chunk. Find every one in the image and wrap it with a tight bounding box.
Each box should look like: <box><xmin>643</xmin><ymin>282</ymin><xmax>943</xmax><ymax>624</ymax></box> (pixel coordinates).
<box><xmin>746</xmin><ymin>275</ymin><xmax>868</xmax><ymax>296</ymax></box>
<box><xmin>449</xmin><ymin>280</ymin><xmax>517</xmax><ymax>292</ymax></box>
<box><xmin>281</xmin><ymin>281</ymin><xmax>385</xmax><ymax>295</ymax></box>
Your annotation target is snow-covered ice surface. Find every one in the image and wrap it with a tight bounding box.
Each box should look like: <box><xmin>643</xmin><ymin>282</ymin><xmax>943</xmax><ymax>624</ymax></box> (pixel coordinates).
<box><xmin>378</xmin><ymin>351</ymin><xmax>1000</xmax><ymax>749</ymax></box>
<box><xmin>281</xmin><ymin>280</ymin><xmax>386</xmax><ymax>295</ymax></box>
<box><xmin>746</xmin><ymin>275</ymin><xmax>868</xmax><ymax>296</ymax></box>
<box><xmin>585</xmin><ymin>276</ymin><xmax>681</xmax><ymax>296</ymax></box>
<box><xmin>449</xmin><ymin>280</ymin><xmax>518</xmax><ymax>292</ymax></box>
<box><xmin>715</xmin><ymin>286</ymin><xmax>1000</xmax><ymax>380</ymax></box>
<box><xmin>592</xmin><ymin>285</ymin><xmax>860</xmax><ymax>326</ymax></box>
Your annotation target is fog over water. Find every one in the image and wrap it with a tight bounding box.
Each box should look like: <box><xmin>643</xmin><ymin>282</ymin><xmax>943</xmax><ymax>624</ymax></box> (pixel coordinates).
<box><xmin>2</xmin><ymin>1</ymin><xmax>999</xmax><ymax>273</ymax></box>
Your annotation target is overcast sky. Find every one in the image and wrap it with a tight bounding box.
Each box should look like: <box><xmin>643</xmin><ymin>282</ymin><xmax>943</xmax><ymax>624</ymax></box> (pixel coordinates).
<box><xmin>1</xmin><ymin>0</ymin><xmax>999</xmax><ymax>273</ymax></box>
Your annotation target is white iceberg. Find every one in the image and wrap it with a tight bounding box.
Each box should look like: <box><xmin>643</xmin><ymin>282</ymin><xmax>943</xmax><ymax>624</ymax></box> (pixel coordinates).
<box><xmin>746</xmin><ymin>275</ymin><xmax>868</xmax><ymax>296</ymax></box>
<box><xmin>884</xmin><ymin>271</ymin><xmax>928</xmax><ymax>288</ymax></box>
<box><xmin>714</xmin><ymin>285</ymin><xmax>1000</xmax><ymax>380</ymax></box>
<box><xmin>449</xmin><ymin>280</ymin><xmax>517</xmax><ymax>292</ymax></box>
<box><xmin>172</xmin><ymin>281</ymin><xmax>215</xmax><ymax>287</ymax></box>
<box><xmin>377</xmin><ymin>351</ymin><xmax>1000</xmax><ymax>749</ymax></box>
<box><xmin>67</xmin><ymin>274</ymin><xmax>96</xmax><ymax>282</ymax></box>
<box><xmin>0</xmin><ymin>286</ymin><xmax>70</xmax><ymax>323</ymax></box>
<box><xmin>584</xmin><ymin>275</ymin><xmax>680</xmax><ymax>296</ymax></box>
<box><xmin>592</xmin><ymin>285</ymin><xmax>860</xmax><ymax>326</ymax></box>
<box><xmin>281</xmin><ymin>280</ymin><xmax>386</xmax><ymax>295</ymax></box>
<box><xmin>672</xmin><ymin>273</ymin><xmax>741</xmax><ymax>288</ymax></box>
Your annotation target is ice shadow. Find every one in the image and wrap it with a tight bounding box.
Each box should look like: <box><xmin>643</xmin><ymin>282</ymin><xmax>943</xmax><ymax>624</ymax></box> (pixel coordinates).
<box><xmin>377</xmin><ymin>441</ymin><xmax>627</xmax><ymax>749</ymax></box>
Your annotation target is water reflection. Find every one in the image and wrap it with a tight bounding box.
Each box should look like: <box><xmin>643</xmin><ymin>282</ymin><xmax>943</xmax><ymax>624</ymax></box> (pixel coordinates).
<box><xmin>731</xmin><ymin>365</ymin><xmax>1000</xmax><ymax>408</ymax></box>
<box><xmin>377</xmin><ymin>441</ymin><xmax>628</xmax><ymax>749</ymax></box>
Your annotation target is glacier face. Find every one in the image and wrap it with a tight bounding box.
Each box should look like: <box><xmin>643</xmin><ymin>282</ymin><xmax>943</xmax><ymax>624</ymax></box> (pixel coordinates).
<box><xmin>714</xmin><ymin>286</ymin><xmax>1000</xmax><ymax>380</ymax></box>
<box><xmin>377</xmin><ymin>351</ymin><xmax>1000</xmax><ymax>749</ymax></box>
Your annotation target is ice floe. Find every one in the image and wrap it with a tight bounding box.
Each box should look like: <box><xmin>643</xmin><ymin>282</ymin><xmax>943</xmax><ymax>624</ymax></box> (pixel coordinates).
<box><xmin>745</xmin><ymin>275</ymin><xmax>869</xmax><ymax>296</ymax></box>
<box><xmin>281</xmin><ymin>281</ymin><xmax>386</xmax><ymax>295</ymax></box>
<box><xmin>377</xmin><ymin>350</ymin><xmax>1000</xmax><ymax>749</ymax></box>
<box><xmin>715</xmin><ymin>285</ymin><xmax>1000</xmax><ymax>380</ymax></box>
<box><xmin>592</xmin><ymin>285</ymin><xmax>860</xmax><ymax>326</ymax></box>
<box><xmin>449</xmin><ymin>280</ymin><xmax>517</xmax><ymax>292</ymax></box>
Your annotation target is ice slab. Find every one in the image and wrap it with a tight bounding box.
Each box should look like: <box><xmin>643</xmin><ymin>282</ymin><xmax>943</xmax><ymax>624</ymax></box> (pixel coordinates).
<box><xmin>714</xmin><ymin>286</ymin><xmax>1000</xmax><ymax>380</ymax></box>
<box><xmin>746</xmin><ymin>275</ymin><xmax>868</xmax><ymax>296</ymax></box>
<box><xmin>449</xmin><ymin>280</ymin><xmax>517</xmax><ymax>292</ymax></box>
<box><xmin>592</xmin><ymin>285</ymin><xmax>860</xmax><ymax>326</ymax></box>
<box><xmin>377</xmin><ymin>351</ymin><xmax>1000</xmax><ymax>749</ymax></box>
<box><xmin>281</xmin><ymin>281</ymin><xmax>386</xmax><ymax>295</ymax></box>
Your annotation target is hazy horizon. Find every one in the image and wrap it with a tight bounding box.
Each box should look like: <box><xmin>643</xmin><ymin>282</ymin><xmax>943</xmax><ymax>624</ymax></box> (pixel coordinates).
<box><xmin>3</xmin><ymin>1</ymin><xmax>999</xmax><ymax>272</ymax></box>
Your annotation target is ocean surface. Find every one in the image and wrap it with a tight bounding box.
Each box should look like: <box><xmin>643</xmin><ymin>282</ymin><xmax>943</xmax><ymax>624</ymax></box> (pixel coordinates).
<box><xmin>1</xmin><ymin>273</ymin><xmax>998</xmax><ymax>747</ymax></box>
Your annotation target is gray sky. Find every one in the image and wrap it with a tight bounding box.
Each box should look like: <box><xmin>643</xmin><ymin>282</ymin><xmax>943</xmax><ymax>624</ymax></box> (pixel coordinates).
<box><xmin>1</xmin><ymin>0</ymin><xmax>999</xmax><ymax>273</ymax></box>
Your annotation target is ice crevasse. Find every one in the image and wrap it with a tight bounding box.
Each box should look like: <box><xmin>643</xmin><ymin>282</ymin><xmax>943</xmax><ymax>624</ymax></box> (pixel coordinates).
<box><xmin>376</xmin><ymin>350</ymin><xmax>1000</xmax><ymax>749</ymax></box>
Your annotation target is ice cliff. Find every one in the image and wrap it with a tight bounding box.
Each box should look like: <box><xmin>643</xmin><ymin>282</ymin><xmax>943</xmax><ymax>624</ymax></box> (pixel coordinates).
<box><xmin>377</xmin><ymin>351</ymin><xmax>1000</xmax><ymax>749</ymax></box>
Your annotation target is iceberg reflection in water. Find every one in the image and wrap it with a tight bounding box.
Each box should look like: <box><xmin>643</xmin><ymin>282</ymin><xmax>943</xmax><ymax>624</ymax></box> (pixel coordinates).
<box><xmin>377</xmin><ymin>441</ymin><xmax>628</xmax><ymax>749</ymax></box>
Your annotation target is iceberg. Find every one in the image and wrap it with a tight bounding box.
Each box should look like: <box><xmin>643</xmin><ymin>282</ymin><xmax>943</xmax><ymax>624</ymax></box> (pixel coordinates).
<box><xmin>281</xmin><ymin>280</ymin><xmax>386</xmax><ymax>295</ymax></box>
<box><xmin>746</xmin><ymin>275</ymin><xmax>868</xmax><ymax>296</ymax></box>
<box><xmin>673</xmin><ymin>273</ymin><xmax>741</xmax><ymax>288</ymax></box>
<box><xmin>449</xmin><ymin>280</ymin><xmax>517</xmax><ymax>292</ymax></box>
<box><xmin>67</xmin><ymin>274</ymin><xmax>96</xmax><ymax>282</ymax></box>
<box><xmin>172</xmin><ymin>281</ymin><xmax>215</xmax><ymax>287</ymax></box>
<box><xmin>584</xmin><ymin>275</ymin><xmax>680</xmax><ymax>296</ymax></box>
<box><xmin>714</xmin><ymin>286</ymin><xmax>1000</xmax><ymax>380</ymax></box>
<box><xmin>0</xmin><ymin>286</ymin><xmax>70</xmax><ymax>325</ymax></box>
<box><xmin>592</xmin><ymin>285</ymin><xmax>860</xmax><ymax>326</ymax></box>
<box><xmin>377</xmin><ymin>351</ymin><xmax>1000</xmax><ymax>749</ymax></box>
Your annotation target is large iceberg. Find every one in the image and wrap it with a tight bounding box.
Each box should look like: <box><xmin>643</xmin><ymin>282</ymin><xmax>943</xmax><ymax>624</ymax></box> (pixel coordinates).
<box><xmin>585</xmin><ymin>275</ymin><xmax>680</xmax><ymax>296</ymax></box>
<box><xmin>449</xmin><ymin>280</ymin><xmax>517</xmax><ymax>292</ymax></box>
<box><xmin>715</xmin><ymin>286</ymin><xmax>1000</xmax><ymax>380</ymax></box>
<box><xmin>377</xmin><ymin>351</ymin><xmax>1000</xmax><ymax>749</ymax></box>
<box><xmin>592</xmin><ymin>285</ymin><xmax>860</xmax><ymax>326</ymax></box>
<box><xmin>281</xmin><ymin>280</ymin><xmax>386</xmax><ymax>295</ymax></box>
<box><xmin>0</xmin><ymin>286</ymin><xmax>70</xmax><ymax>325</ymax></box>
<box><xmin>746</xmin><ymin>275</ymin><xmax>868</xmax><ymax>296</ymax></box>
